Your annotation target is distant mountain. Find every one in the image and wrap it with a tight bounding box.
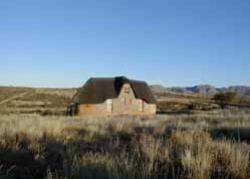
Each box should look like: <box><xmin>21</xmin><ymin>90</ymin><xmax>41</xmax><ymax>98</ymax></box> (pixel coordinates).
<box><xmin>169</xmin><ymin>85</ymin><xmax>218</xmax><ymax>95</ymax></box>
<box><xmin>150</xmin><ymin>85</ymin><xmax>168</xmax><ymax>94</ymax></box>
<box><xmin>150</xmin><ymin>85</ymin><xmax>250</xmax><ymax>97</ymax></box>
<box><xmin>226</xmin><ymin>86</ymin><xmax>250</xmax><ymax>96</ymax></box>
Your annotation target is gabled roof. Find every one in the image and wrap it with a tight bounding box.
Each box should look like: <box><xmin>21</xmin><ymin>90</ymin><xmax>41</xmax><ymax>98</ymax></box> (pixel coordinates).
<box><xmin>72</xmin><ymin>76</ymin><xmax>156</xmax><ymax>104</ymax></box>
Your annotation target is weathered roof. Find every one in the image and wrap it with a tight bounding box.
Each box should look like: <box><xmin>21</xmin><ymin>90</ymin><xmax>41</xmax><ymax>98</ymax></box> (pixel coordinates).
<box><xmin>72</xmin><ymin>76</ymin><xmax>156</xmax><ymax>104</ymax></box>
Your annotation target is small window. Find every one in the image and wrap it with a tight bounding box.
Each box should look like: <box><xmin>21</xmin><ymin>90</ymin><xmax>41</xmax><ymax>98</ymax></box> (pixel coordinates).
<box><xmin>107</xmin><ymin>99</ymin><xmax>113</xmax><ymax>113</ymax></box>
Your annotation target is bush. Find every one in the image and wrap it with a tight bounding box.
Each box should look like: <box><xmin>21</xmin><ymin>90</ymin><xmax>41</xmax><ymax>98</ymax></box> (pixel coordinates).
<box><xmin>213</xmin><ymin>92</ymin><xmax>237</xmax><ymax>108</ymax></box>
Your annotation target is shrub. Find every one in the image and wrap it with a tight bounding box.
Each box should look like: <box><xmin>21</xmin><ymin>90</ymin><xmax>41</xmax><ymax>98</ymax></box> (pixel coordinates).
<box><xmin>213</xmin><ymin>92</ymin><xmax>237</xmax><ymax>108</ymax></box>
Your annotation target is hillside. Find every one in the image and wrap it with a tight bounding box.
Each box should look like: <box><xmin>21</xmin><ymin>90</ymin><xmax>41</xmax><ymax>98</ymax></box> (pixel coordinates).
<box><xmin>151</xmin><ymin>85</ymin><xmax>250</xmax><ymax>97</ymax></box>
<box><xmin>0</xmin><ymin>87</ymin><xmax>76</xmax><ymax>115</ymax></box>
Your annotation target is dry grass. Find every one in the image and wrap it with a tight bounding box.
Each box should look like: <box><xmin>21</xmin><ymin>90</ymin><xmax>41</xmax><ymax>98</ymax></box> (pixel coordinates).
<box><xmin>0</xmin><ymin>87</ymin><xmax>74</xmax><ymax>115</ymax></box>
<box><xmin>0</xmin><ymin>87</ymin><xmax>31</xmax><ymax>102</ymax></box>
<box><xmin>0</xmin><ymin>110</ymin><xmax>250</xmax><ymax>178</ymax></box>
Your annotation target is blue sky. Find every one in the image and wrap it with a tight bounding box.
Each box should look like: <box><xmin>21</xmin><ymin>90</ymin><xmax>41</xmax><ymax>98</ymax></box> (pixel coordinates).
<box><xmin>1</xmin><ymin>0</ymin><xmax>250</xmax><ymax>87</ymax></box>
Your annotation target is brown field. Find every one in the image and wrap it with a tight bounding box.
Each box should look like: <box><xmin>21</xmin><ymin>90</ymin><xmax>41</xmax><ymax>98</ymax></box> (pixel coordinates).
<box><xmin>0</xmin><ymin>87</ymin><xmax>76</xmax><ymax>116</ymax></box>
<box><xmin>1</xmin><ymin>87</ymin><xmax>250</xmax><ymax>179</ymax></box>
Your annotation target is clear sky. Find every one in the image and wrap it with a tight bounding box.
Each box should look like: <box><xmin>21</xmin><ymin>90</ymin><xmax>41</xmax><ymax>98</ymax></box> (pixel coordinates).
<box><xmin>1</xmin><ymin>0</ymin><xmax>250</xmax><ymax>87</ymax></box>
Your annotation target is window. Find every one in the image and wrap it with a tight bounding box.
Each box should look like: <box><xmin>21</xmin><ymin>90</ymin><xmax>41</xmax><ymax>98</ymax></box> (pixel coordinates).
<box><xmin>107</xmin><ymin>99</ymin><xmax>113</xmax><ymax>113</ymax></box>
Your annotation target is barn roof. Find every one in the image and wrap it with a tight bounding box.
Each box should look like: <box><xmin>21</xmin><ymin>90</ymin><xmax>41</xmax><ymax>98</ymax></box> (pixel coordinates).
<box><xmin>72</xmin><ymin>76</ymin><xmax>156</xmax><ymax>104</ymax></box>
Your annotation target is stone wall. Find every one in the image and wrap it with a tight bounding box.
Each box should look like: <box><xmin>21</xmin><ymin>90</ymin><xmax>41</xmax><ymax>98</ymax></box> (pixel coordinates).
<box><xmin>77</xmin><ymin>83</ymin><xmax>156</xmax><ymax>116</ymax></box>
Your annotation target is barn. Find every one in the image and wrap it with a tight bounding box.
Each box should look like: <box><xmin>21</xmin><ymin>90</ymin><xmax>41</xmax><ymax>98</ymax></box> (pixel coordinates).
<box><xmin>68</xmin><ymin>76</ymin><xmax>157</xmax><ymax>116</ymax></box>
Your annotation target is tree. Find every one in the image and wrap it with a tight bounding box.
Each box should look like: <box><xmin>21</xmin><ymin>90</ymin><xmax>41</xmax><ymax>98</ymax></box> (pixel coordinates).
<box><xmin>213</xmin><ymin>92</ymin><xmax>237</xmax><ymax>108</ymax></box>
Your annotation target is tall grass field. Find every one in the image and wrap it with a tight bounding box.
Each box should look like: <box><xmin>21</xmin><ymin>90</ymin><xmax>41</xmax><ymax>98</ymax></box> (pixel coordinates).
<box><xmin>1</xmin><ymin>110</ymin><xmax>250</xmax><ymax>179</ymax></box>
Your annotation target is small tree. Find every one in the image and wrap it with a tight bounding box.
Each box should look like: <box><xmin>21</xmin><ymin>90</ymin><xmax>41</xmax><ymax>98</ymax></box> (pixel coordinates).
<box><xmin>213</xmin><ymin>92</ymin><xmax>237</xmax><ymax>109</ymax></box>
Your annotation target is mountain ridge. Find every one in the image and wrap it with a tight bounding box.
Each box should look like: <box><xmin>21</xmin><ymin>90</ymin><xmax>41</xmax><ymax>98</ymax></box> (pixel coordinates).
<box><xmin>150</xmin><ymin>85</ymin><xmax>250</xmax><ymax>97</ymax></box>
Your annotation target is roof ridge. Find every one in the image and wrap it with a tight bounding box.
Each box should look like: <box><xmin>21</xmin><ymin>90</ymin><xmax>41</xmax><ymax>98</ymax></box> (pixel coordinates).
<box><xmin>72</xmin><ymin>77</ymin><xmax>156</xmax><ymax>104</ymax></box>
